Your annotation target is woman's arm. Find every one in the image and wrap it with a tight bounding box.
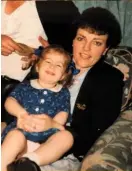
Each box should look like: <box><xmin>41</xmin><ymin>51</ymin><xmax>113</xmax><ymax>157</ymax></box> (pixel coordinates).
<box><xmin>1</xmin><ymin>34</ymin><xmax>22</xmax><ymax>56</ymax></box>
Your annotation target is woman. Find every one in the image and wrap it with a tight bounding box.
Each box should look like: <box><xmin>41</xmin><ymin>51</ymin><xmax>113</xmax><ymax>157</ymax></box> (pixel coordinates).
<box><xmin>6</xmin><ymin>7</ymin><xmax>124</xmax><ymax>171</ymax></box>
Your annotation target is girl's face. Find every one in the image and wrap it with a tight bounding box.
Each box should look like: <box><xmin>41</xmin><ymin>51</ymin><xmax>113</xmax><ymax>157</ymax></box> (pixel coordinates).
<box><xmin>37</xmin><ymin>52</ymin><xmax>66</xmax><ymax>85</ymax></box>
<box><xmin>73</xmin><ymin>28</ymin><xmax>108</xmax><ymax>70</ymax></box>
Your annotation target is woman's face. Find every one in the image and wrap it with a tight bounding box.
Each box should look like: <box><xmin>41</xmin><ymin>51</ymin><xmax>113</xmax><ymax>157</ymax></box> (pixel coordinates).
<box><xmin>73</xmin><ymin>28</ymin><xmax>108</xmax><ymax>70</ymax></box>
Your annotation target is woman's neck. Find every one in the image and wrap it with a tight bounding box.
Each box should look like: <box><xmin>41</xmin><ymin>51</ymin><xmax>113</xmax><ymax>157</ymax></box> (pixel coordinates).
<box><xmin>75</xmin><ymin>67</ymin><xmax>89</xmax><ymax>78</ymax></box>
<box><xmin>37</xmin><ymin>79</ymin><xmax>57</xmax><ymax>89</ymax></box>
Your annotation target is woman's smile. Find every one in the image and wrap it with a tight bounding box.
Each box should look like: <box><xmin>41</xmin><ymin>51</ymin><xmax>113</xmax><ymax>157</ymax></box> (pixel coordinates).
<box><xmin>80</xmin><ymin>53</ymin><xmax>92</xmax><ymax>59</ymax></box>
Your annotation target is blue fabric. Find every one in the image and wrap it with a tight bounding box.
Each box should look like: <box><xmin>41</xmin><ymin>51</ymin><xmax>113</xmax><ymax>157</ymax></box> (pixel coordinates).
<box><xmin>67</xmin><ymin>60</ymin><xmax>80</xmax><ymax>75</ymax></box>
<box><xmin>19</xmin><ymin>128</ymin><xmax>59</xmax><ymax>143</ymax></box>
<box><xmin>34</xmin><ymin>46</ymin><xmax>44</xmax><ymax>56</ymax></box>
<box><xmin>2</xmin><ymin>81</ymin><xmax>71</xmax><ymax>143</ymax></box>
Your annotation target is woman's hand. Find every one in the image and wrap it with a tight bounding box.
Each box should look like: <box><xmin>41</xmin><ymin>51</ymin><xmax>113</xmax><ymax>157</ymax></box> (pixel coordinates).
<box><xmin>1</xmin><ymin>35</ymin><xmax>21</xmax><ymax>56</ymax></box>
<box><xmin>25</xmin><ymin>114</ymin><xmax>65</xmax><ymax>132</ymax></box>
<box><xmin>17</xmin><ymin>113</ymin><xmax>29</xmax><ymax>130</ymax></box>
<box><xmin>17</xmin><ymin>113</ymin><xmax>36</xmax><ymax>132</ymax></box>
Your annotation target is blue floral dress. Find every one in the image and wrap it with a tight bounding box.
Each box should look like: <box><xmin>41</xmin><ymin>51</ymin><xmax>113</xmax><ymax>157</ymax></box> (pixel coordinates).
<box><xmin>2</xmin><ymin>81</ymin><xmax>71</xmax><ymax>143</ymax></box>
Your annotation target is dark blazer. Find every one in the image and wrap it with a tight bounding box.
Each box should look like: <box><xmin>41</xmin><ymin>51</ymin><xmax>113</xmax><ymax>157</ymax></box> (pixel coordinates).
<box><xmin>36</xmin><ymin>1</ymin><xmax>80</xmax><ymax>53</ymax></box>
<box><xmin>69</xmin><ymin>58</ymin><xmax>124</xmax><ymax>159</ymax></box>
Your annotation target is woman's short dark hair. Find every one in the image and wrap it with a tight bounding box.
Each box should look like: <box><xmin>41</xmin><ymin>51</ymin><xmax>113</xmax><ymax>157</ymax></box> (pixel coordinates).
<box><xmin>73</xmin><ymin>7</ymin><xmax>122</xmax><ymax>48</ymax></box>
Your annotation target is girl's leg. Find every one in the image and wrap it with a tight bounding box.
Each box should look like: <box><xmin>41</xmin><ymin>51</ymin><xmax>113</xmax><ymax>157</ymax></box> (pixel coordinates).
<box><xmin>1</xmin><ymin>129</ymin><xmax>27</xmax><ymax>171</ymax></box>
<box><xmin>24</xmin><ymin>130</ymin><xmax>73</xmax><ymax>166</ymax></box>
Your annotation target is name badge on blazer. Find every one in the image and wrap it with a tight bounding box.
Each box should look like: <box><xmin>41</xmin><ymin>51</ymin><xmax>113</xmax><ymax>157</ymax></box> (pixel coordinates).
<box><xmin>76</xmin><ymin>103</ymin><xmax>87</xmax><ymax>110</ymax></box>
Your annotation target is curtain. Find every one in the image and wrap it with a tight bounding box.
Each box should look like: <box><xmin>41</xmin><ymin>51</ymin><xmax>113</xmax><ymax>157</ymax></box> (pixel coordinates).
<box><xmin>73</xmin><ymin>0</ymin><xmax>132</xmax><ymax>47</ymax></box>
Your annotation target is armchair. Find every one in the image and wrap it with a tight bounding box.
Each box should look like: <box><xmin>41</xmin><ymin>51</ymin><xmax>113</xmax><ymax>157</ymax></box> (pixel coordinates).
<box><xmin>40</xmin><ymin>46</ymin><xmax>132</xmax><ymax>171</ymax></box>
<box><xmin>1</xmin><ymin>46</ymin><xmax>132</xmax><ymax>171</ymax></box>
<box><xmin>81</xmin><ymin>46</ymin><xmax>132</xmax><ymax>171</ymax></box>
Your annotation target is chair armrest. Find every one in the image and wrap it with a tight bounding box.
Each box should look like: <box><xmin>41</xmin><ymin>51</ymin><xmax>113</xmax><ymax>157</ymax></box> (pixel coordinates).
<box><xmin>81</xmin><ymin>110</ymin><xmax>132</xmax><ymax>171</ymax></box>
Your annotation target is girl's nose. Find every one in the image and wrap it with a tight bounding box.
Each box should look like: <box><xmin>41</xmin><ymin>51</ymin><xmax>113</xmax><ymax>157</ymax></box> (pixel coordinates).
<box><xmin>49</xmin><ymin>63</ymin><xmax>55</xmax><ymax>69</ymax></box>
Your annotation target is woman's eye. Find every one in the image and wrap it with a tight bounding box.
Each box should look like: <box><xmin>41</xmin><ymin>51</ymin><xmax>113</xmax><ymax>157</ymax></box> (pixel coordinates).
<box><xmin>94</xmin><ymin>41</ymin><xmax>102</xmax><ymax>46</ymax></box>
<box><xmin>76</xmin><ymin>36</ymin><xmax>83</xmax><ymax>41</ymax></box>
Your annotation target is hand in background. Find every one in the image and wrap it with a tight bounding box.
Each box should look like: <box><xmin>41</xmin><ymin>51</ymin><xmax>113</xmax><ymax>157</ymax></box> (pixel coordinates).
<box><xmin>20</xmin><ymin>35</ymin><xmax>49</xmax><ymax>70</ymax></box>
<box><xmin>21</xmin><ymin>53</ymin><xmax>37</xmax><ymax>70</ymax></box>
<box><xmin>1</xmin><ymin>35</ymin><xmax>22</xmax><ymax>56</ymax></box>
<box><xmin>38</xmin><ymin>36</ymin><xmax>49</xmax><ymax>48</ymax></box>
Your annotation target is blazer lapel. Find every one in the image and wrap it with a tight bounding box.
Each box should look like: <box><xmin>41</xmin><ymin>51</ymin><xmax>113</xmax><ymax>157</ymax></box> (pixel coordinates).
<box><xmin>72</xmin><ymin>58</ymin><xmax>105</xmax><ymax>117</ymax></box>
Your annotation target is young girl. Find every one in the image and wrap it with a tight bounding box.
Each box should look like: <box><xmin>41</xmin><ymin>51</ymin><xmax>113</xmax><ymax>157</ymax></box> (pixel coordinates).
<box><xmin>1</xmin><ymin>45</ymin><xmax>74</xmax><ymax>171</ymax></box>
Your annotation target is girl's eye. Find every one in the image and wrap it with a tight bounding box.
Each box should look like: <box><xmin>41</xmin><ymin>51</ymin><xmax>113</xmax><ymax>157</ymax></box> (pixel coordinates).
<box><xmin>56</xmin><ymin>65</ymin><xmax>62</xmax><ymax>68</ymax></box>
<box><xmin>94</xmin><ymin>41</ymin><xmax>102</xmax><ymax>46</ymax></box>
<box><xmin>76</xmin><ymin>36</ymin><xmax>84</xmax><ymax>41</ymax></box>
<box><xmin>45</xmin><ymin>60</ymin><xmax>51</xmax><ymax>64</ymax></box>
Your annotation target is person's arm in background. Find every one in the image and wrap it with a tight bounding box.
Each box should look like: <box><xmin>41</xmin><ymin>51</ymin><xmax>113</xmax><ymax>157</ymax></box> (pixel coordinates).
<box><xmin>1</xmin><ymin>35</ymin><xmax>22</xmax><ymax>56</ymax></box>
<box><xmin>21</xmin><ymin>36</ymin><xmax>50</xmax><ymax>68</ymax></box>
<box><xmin>38</xmin><ymin>36</ymin><xmax>49</xmax><ymax>47</ymax></box>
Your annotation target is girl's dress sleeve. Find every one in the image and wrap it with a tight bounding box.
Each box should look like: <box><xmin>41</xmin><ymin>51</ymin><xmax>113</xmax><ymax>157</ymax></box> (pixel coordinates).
<box><xmin>9</xmin><ymin>82</ymin><xmax>28</xmax><ymax>103</ymax></box>
<box><xmin>58</xmin><ymin>88</ymin><xmax>72</xmax><ymax>122</ymax></box>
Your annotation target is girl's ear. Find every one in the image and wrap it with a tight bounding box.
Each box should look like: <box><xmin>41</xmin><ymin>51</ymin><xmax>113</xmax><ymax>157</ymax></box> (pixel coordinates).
<box><xmin>60</xmin><ymin>73</ymin><xmax>67</xmax><ymax>81</ymax></box>
<box><xmin>60</xmin><ymin>70</ymin><xmax>72</xmax><ymax>87</ymax></box>
<box><xmin>36</xmin><ymin>64</ymin><xmax>39</xmax><ymax>72</ymax></box>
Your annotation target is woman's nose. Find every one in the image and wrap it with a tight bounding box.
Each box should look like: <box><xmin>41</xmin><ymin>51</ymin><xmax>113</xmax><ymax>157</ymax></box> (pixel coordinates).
<box><xmin>83</xmin><ymin>42</ymin><xmax>91</xmax><ymax>51</ymax></box>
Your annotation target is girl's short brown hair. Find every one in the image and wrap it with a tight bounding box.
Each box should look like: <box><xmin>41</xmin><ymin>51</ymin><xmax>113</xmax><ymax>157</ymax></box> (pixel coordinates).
<box><xmin>36</xmin><ymin>44</ymin><xmax>73</xmax><ymax>87</ymax></box>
